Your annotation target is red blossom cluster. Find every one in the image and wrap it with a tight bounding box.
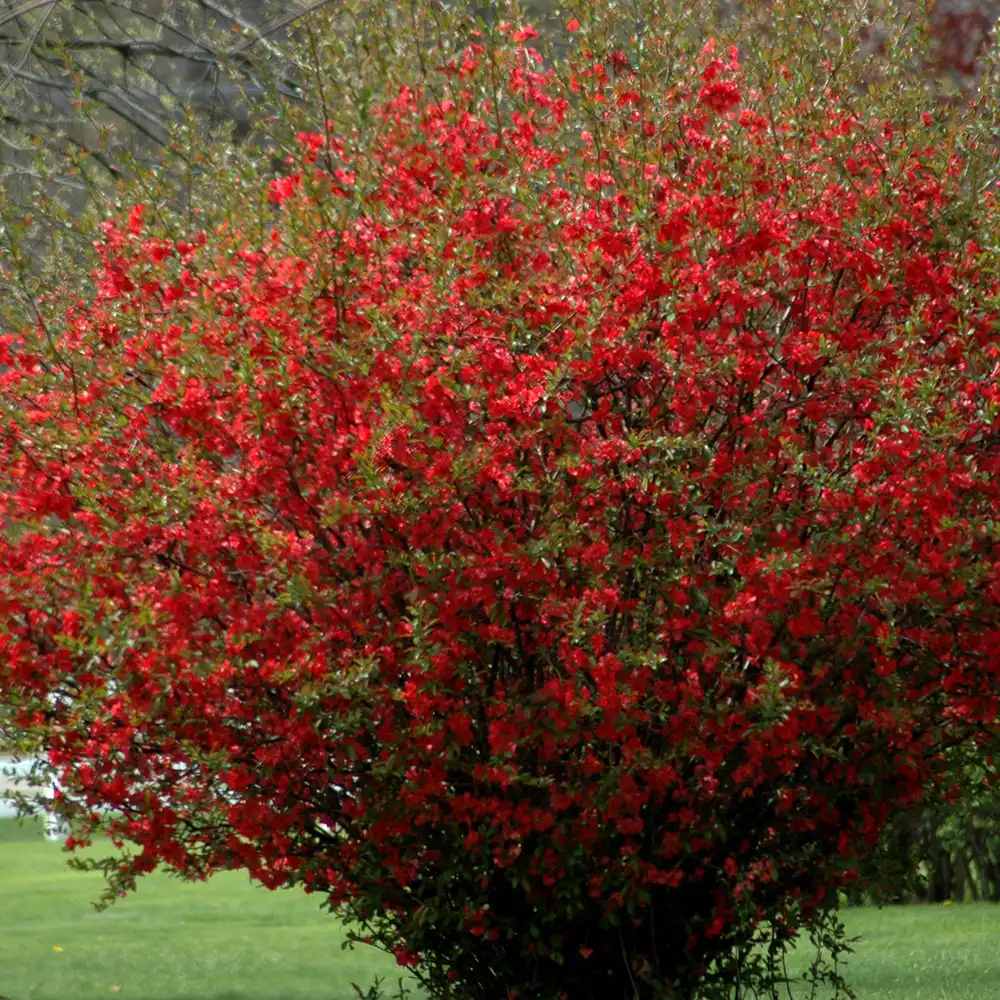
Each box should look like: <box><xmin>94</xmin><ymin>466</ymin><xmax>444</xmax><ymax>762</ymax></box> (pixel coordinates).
<box><xmin>0</xmin><ymin>34</ymin><xmax>997</xmax><ymax>1000</ymax></box>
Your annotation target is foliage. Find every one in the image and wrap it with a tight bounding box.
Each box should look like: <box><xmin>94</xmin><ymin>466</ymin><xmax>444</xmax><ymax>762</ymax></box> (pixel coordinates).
<box><xmin>870</xmin><ymin>755</ymin><xmax>1000</xmax><ymax>902</ymax></box>
<box><xmin>1</xmin><ymin>5</ymin><xmax>999</xmax><ymax>1000</ymax></box>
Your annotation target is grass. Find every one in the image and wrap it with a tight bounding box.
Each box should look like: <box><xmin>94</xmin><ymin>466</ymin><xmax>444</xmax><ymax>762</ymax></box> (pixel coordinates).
<box><xmin>1</xmin><ymin>816</ymin><xmax>997</xmax><ymax>1000</ymax></box>
<box><xmin>0</xmin><ymin>818</ymin><xmax>415</xmax><ymax>1000</ymax></box>
<box><xmin>786</xmin><ymin>901</ymin><xmax>1000</xmax><ymax>999</ymax></box>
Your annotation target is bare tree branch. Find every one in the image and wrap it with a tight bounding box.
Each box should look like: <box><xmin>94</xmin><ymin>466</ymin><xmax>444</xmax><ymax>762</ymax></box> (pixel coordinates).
<box><xmin>0</xmin><ymin>0</ymin><xmax>311</xmax><ymax>203</ymax></box>
<box><xmin>230</xmin><ymin>0</ymin><xmax>338</xmax><ymax>56</ymax></box>
<box><xmin>0</xmin><ymin>0</ymin><xmax>57</xmax><ymax>32</ymax></box>
<box><xmin>0</xmin><ymin>0</ymin><xmax>54</xmax><ymax>93</ymax></box>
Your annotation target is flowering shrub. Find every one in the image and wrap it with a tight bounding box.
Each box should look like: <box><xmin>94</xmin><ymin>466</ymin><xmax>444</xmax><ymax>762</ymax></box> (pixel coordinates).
<box><xmin>1</xmin><ymin>23</ymin><xmax>998</xmax><ymax>1000</ymax></box>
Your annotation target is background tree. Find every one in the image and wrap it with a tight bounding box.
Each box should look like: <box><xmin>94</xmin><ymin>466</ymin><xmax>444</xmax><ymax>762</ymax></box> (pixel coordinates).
<box><xmin>0</xmin><ymin>0</ymin><xmax>321</xmax><ymax>340</ymax></box>
<box><xmin>0</xmin><ymin>1</ymin><xmax>315</xmax><ymax>194</ymax></box>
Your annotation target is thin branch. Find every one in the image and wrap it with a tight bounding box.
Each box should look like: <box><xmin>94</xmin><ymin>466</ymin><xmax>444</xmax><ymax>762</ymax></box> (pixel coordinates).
<box><xmin>0</xmin><ymin>0</ymin><xmax>56</xmax><ymax>31</ymax></box>
<box><xmin>10</xmin><ymin>37</ymin><xmax>221</xmax><ymax>63</ymax></box>
<box><xmin>0</xmin><ymin>0</ymin><xmax>54</xmax><ymax>94</ymax></box>
<box><xmin>193</xmin><ymin>0</ymin><xmax>286</xmax><ymax>59</ymax></box>
<box><xmin>229</xmin><ymin>0</ymin><xmax>339</xmax><ymax>56</ymax></box>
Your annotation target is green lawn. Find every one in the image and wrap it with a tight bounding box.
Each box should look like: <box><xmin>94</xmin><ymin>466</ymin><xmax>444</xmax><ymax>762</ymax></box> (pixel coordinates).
<box><xmin>0</xmin><ymin>818</ymin><xmax>414</xmax><ymax>1000</ymax></box>
<box><xmin>785</xmin><ymin>901</ymin><xmax>999</xmax><ymax>999</ymax></box>
<box><xmin>0</xmin><ymin>817</ymin><xmax>996</xmax><ymax>1000</ymax></box>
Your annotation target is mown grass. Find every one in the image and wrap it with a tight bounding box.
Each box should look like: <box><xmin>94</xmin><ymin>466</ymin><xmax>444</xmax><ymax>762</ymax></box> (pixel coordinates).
<box><xmin>0</xmin><ymin>818</ymin><xmax>413</xmax><ymax>1000</ymax></box>
<box><xmin>786</xmin><ymin>899</ymin><xmax>999</xmax><ymax>999</ymax></box>
<box><xmin>1</xmin><ymin>817</ymin><xmax>996</xmax><ymax>1000</ymax></box>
